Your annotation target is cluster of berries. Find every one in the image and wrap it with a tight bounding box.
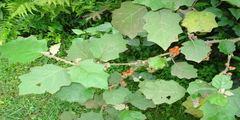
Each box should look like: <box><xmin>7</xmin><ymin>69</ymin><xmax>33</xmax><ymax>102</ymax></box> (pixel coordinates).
<box><xmin>221</xmin><ymin>63</ymin><xmax>236</xmax><ymax>75</ymax></box>
<box><xmin>119</xmin><ymin>68</ymin><xmax>135</xmax><ymax>87</ymax></box>
<box><xmin>169</xmin><ymin>46</ymin><xmax>180</xmax><ymax>56</ymax></box>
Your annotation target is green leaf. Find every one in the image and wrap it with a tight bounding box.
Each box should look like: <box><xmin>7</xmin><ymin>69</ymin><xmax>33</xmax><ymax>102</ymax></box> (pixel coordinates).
<box><xmin>18</xmin><ymin>64</ymin><xmax>71</xmax><ymax>95</ymax></box>
<box><xmin>181</xmin><ymin>40</ymin><xmax>211</xmax><ymax>63</ymax></box>
<box><xmin>81</xmin><ymin>99</ymin><xmax>99</xmax><ymax>109</ymax></box>
<box><xmin>55</xmin><ymin>83</ymin><xmax>95</xmax><ymax>103</ymax></box>
<box><xmin>204</xmin><ymin>7</ymin><xmax>223</xmax><ymax>18</ymax></box>
<box><xmin>143</xmin><ymin>9</ymin><xmax>183</xmax><ymax>50</ymax></box>
<box><xmin>139</xmin><ymin>80</ymin><xmax>186</xmax><ymax>104</ymax></box>
<box><xmin>200</xmin><ymin>101</ymin><xmax>237</xmax><ymax>120</ymax></box>
<box><xmin>182</xmin><ymin>96</ymin><xmax>205</xmax><ymax>118</ymax></box>
<box><xmin>78</xmin><ymin>112</ymin><xmax>103</xmax><ymax>120</ymax></box>
<box><xmin>72</xmin><ymin>29</ymin><xmax>84</xmax><ymax>35</ymax></box>
<box><xmin>148</xmin><ymin>57</ymin><xmax>166</xmax><ymax>69</ymax></box>
<box><xmin>222</xmin><ymin>0</ymin><xmax>240</xmax><ymax>7</ymax></box>
<box><xmin>228</xmin><ymin>8</ymin><xmax>240</xmax><ymax>20</ymax></box>
<box><xmin>218</xmin><ymin>40</ymin><xmax>236</xmax><ymax>54</ymax></box>
<box><xmin>212</xmin><ymin>75</ymin><xmax>233</xmax><ymax>89</ymax></box>
<box><xmin>105</xmin><ymin>107</ymin><xmax>123</xmax><ymax>120</ymax></box>
<box><xmin>0</xmin><ymin>36</ymin><xmax>47</xmax><ymax>63</ymax></box>
<box><xmin>182</xmin><ymin>11</ymin><xmax>218</xmax><ymax>32</ymax></box>
<box><xmin>118</xmin><ymin>110</ymin><xmax>146</xmax><ymax>120</ymax></box>
<box><xmin>126</xmin><ymin>91</ymin><xmax>155</xmax><ymax>110</ymax></box>
<box><xmin>66</xmin><ymin>38</ymin><xmax>94</xmax><ymax>61</ymax></box>
<box><xmin>171</xmin><ymin>62</ymin><xmax>197</xmax><ymax>79</ymax></box>
<box><xmin>59</xmin><ymin>111</ymin><xmax>79</xmax><ymax>120</ymax></box>
<box><xmin>187</xmin><ymin>80</ymin><xmax>217</xmax><ymax>95</ymax></box>
<box><xmin>85</xmin><ymin>22</ymin><xmax>113</xmax><ymax>33</ymax></box>
<box><xmin>103</xmin><ymin>87</ymin><xmax>131</xmax><ymax>105</ymax></box>
<box><xmin>229</xmin><ymin>87</ymin><xmax>240</xmax><ymax>117</ymax></box>
<box><xmin>218</xmin><ymin>16</ymin><xmax>234</xmax><ymax>26</ymax></box>
<box><xmin>68</xmin><ymin>59</ymin><xmax>109</xmax><ymax>89</ymax></box>
<box><xmin>90</xmin><ymin>33</ymin><xmax>128</xmax><ymax>61</ymax></box>
<box><xmin>108</xmin><ymin>72</ymin><xmax>122</xmax><ymax>86</ymax></box>
<box><xmin>206</xmin><ymin>93</ymin><xmax>228</xmax><ymax>106</ymax></box>
<box><xmin>111</xmin><ymin>1</ymin><xmax>147</xmax><ymax>39</ymax></box>
<box><xmin>94</xmin><ymin>94</ymin><xmax>107</xmax><ymax>106</ymax></box>
<box><xmin>128</xmin><ymin>39</ymin><xmax>140</xmax><ymax>47</ymax></box>
<box><xmin>233</xmin><ymin>24</ymin><xmax>240</xmax><ymax>36</ymax></box>
<box><xmin>133</xmin><ymin>0</ymin><xmax>195</xmax><ymax>10</ymax></box>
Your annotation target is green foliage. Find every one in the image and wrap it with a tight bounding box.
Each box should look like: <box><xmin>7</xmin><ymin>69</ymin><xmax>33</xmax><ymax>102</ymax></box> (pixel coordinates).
<box><xmin>148</xmin><ymin>57</ymin><xmax>167</xmax><ymax>69</ymax></box>
<box><xmin>218</xmin><ymin>40</ymin><xmax>236</xmax><ymax>54</ymax></box>
<box><xmin>171</xmin><ymin>62</ymin><xmax>198</xmax><ymax>79</ymax></box>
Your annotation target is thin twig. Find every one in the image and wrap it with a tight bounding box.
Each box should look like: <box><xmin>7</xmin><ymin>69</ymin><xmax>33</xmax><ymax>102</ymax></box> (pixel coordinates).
<box><xmin>41</xmin><ymin>52</ymin><xmax>76</xmax><ymax>66</ymax></box>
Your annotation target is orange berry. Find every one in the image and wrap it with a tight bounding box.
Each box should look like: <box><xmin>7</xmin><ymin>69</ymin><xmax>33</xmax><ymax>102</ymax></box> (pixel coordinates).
<box><xmin>129</xmin><ymin>69</ymin><xmax>134</xmax><ymax>72</ymax></box>
<box><xmin>174</xmin><ymin>46</ymin><xmax>179</xmax><ymax>49</ymax></box>
<box><xmin>229</xmin><ymin>66</ymin><xmax>236</xmax><ymax>70</ymax></box>
<box><xmin>122</xmin><ymin>72</ymin><xmax>128</xmax><ymax>75</ymax></box>
<box><xmin>120</xmin><ymin>75</ymin><xmax>125</xmax><ymax>78</ymax></box>
<box><xmin>120</xmin><ymin>80</ymin><xmax>127</xmax><ymax>87</ymax></box>
<box><xmin>126</xmin><ymin>70</ymin><xmax>130</xmax><ymax>73</ymax></box>
<box><xmin>224</xmin><ymin>63</ymin><xmax>229</xmax><ymax>66</ymax></box>
<box><xmin>227</xmin><ymin>72</ymin><xmax>232</xmax><ymax>75</ymax></box>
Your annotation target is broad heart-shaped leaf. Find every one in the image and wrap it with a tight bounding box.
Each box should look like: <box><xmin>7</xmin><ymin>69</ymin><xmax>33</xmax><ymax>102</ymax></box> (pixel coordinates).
<box><xmin>187</xmin><ymin>80</ymin><xmax>217</xmax><ymax>96</ymax></box>
<box><xmin>139</xmin><ymin>80</ymin><xmax>186</xmax><ymax>104</ymax></box>
<box><xmin>111</xmin><ymin>1</ymin><xmax>147</xmax><ymax>39</ymax></box>
<box><xmin>171</xmin><ymin>62</ymin><xmax>197</xmax><ymax>79</ymax></box>
<box><xmin>68</xmin><ymin>59</ymin><xmax>109</xmax><ymax>89</ymax></box>
<box><xmin>148</xmin><ymin>57</ymin><xmax>167</xmax><ymax>69</ymax></box>
<box><xmin>218</xmin><ymin>40</ymin><xmax>236</xmax><ymax>54</ymax></box>
<box><xmin>134</xmin><ymin>0</ymin><xmax>195</xmax><ymax>10</ymax></box>
<box><xmin>182</xmin><ymin>11</ymin><xmax>218</xmax><ymax>32</ymax></box>
<box><xmin>143</xmin><ymin>9</ymin><xmax>183</xmax><ymax>50</ymax></box>
<box><xmin>229</xmin><ymin>87</ymin><xmax>240</xmax><ymax>117</ymax></box>
<box><xmin>181</xmin><ymin>40</ymin><xmax>211</xmax><ymax>63</ymax></box>
<box><xmin>206</xmin><ymin>93</ymin><xmax>228</xmax><ymax>106</ymax></box>
<box><xmin>200</xmin><ymin>101</ymin><xmax>237</xmax><ymax>120</ymax></box>
<box><xmin>66</xmin><ymin>38</ymin><xmax>94</xmax><ymax>61</ymax></box>
<box><xmin>78</xmin><ymin>111</ymin><xmax>103</xmax><ymax>120</ymax></box>
<box><xmin>118</xmin><ymin>110</ymin><xmax>147</xmax><ymax>120</ymax></box>
<box><xmin>212</xmin><ymin>75</ymin><xmax>232</xmax><ymax>89</ymax></box>
<box><xmin>125</xmin><ymin>91</ymin><xmax>156</xmax><ymax>110</ymax></box>
<box><xmin>222</xmin><ymin>0</ymin><xmax>240</xmax><ymax>7</ymax></box>
<box><xmin>103</xmin><ymin>87</ymin><xmax>132</xmax><ymax>105</ymax></box>
<box><xmin>55</xmin><ymin>83</ymin><xmax>95</xmax><ymax>103</ymax></box>
<box><xmin>90</xmin><ymin>33</ymin><xmax>128</xmax><ymax>61</ymax></box>
<box><xmin>18</xmin><ymin>64</ymin><xmax>71</xmax><ymax>95</ymax></box>
<box><xmin>0</xmin><ymin>35</ymin><xmax>47</xmax><ymax>63</ymax></box>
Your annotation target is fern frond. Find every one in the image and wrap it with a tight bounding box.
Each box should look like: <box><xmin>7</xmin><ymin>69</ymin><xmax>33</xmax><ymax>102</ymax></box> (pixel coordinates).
<box><xmin>7</xmin><ymin>0</ymin><xmax>38</xmax><ymax>18</ymax></box>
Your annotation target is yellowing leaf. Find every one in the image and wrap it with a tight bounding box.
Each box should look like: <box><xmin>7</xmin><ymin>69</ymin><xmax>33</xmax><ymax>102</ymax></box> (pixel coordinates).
<box><xmin>143</xmin><ymin>9</ymin><xmax>183</xmax><ymax>50</ymax></box>
<box><xmin>182</xmin><ymin>11</ymin><xmax>218</xmax><ymax>32</ymax></box>
<box><xmin>49</xmin><ymin>43</ymin><xmax>60</xmax><ymax>55</ymax></box>
<box><xmin>111</xmin><ymin>1</ymin><xmax>147</xmax><ymax>39</ymax></box>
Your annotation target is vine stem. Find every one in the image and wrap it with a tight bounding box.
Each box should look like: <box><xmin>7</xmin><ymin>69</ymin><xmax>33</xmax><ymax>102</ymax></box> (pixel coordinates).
<box><xmin>41</xmin><ymin>52</ymin><xmax>77</xmax><ymax>66</ymax></box>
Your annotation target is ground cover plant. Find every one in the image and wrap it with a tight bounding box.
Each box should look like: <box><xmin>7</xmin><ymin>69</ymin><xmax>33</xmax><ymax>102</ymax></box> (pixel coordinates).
<box><xmin>1</xmin><ymin>0</ymin><xmax>240</xmax><ymax>119</ymax></box>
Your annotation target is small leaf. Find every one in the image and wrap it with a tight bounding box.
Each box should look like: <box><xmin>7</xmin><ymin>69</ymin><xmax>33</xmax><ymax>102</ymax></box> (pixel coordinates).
<box><xmin>0</xmin><ymin>36</ymin><xmax>48</xmax><ymax>63</ymax></box>
<box><xmin>228</xmin><ymin>8</ymin><xmax>240</xmax><ymax>20</ymax></box>
<box><xmin>148</xmin><ymin>57</ymin><xmax>166</xmax><ymax>69</ymax></box>
<box><xmin>187</xmin><ymin>80</ymin><xmax>217</xmax><ymax>95</ymax></box>
<box><xmin>218</xmin><ymin>40</ymin><xmax>236</xmax><ymax>54</ymax></box>
<box><xmin>206</xmin><ymin>93</ymin><xmax>228</xmax><ymax>106</ymax></box>
<box><xmin>90</xmin><ymin>33</ymin><xmax>128</xmax><ymax>61</ymax></box>
<box><xmin>212</xmin><ymin>75</ymin><xmax>233</xmax><ymax>89</ymax></box>
<box><xmin>81</xmin><ymin>99</ymin><xmax>99</xmax><ymax>109</ymax></box>
<box><xmin>78</xmin><ymin>112</ymin><xmax>103</xmax><ymax>120</ymax></box>
<box><xmin>19</xmin><ymin>64</ymin><xmax>71</xmax><ymax>95</ymax></box>
<box><xmin>118</xmin><ymin>110</ymin><xmax>147</xmax><ymax>120</ymax></box>
<box><xmin>72</xmin><ymin>29</ymin><xmax>84</xmax><ymax>35</ymax></box>
<box><xmin>55</xmin><ymin>83</ymin><xmax>95</xmax><ymax>103</ymax></box>
<box><xmin>182</xmin><ymin>11</ymin><xmax>218</xmax><ymax>32</ymax></box>
<box><xmin>171</xmin><ymin>62</ymin><xmax>198</xmax><ymax>79</ymax></box>
<box><xmin>59</xmin><ymin>111</ymin><xmax>79</xmax><ymax>120</ymax></box>
<box><xmin>113</xmin><ymin>103</ymin><xmax>126</xmax><ymax>111</ymax></box>
<box><xmin>139</xmin><ymin>80</ymin><xmax>186</xmax><ymax>104</ymax></box>
<box><xmin>204</xmin><ymin>7</ymin><xmax>223</xmax><ymax>18</ymax></box>
<box><xmin>85</xmin><ymin>22</ymin><xmax>113</xmax><ymax>33</ymax></box>
<box><xmin>233</xmin><ymin>24</ymin><xmax>240</xmax><ymax>36</ymax></box>
<box><xmin>222</xmin><ymin>0</ymin><xmax>240</xmax><ymax>7</ymax></box>
<box><xmin>181</xmin><ymin>40</ymin><xmax>211</xmax><ymax>63</ymax></box>
<box><xmin>143</xmin><ymin>9</ymin><xmax>183</xmax><ymax>50</ymax></box>
<box><xmin>111</xmin><ymin>1</ymin><xmax>147</xmax><ymax>39</ymax></box>
<box><xmin>49</xmin><ymin>43</ymin><xmax>61</xmax><ymax>55</ymax></box>
<box><xmin>108</xmin><ymin>72</ymin><xmax>122</xmax><ymax>86</ymax></box>
<box><xmin>224</xmin><ymin>91</ymin><xmax>234</xmax><ymax>96</ymax></box>
<box><xmin>182</xmin><ymin>96</ymin><xmax>205</xmax><ymax>118</ymax></box>
<box><xmin>68</xmin><ymin>59</ymin><xmax>109</xmax><ymax>89</ymax></box>
<box><xmin>103</xmin><ymin>87</ymin><xmax>132</xmax><ymax>105</ymax></box>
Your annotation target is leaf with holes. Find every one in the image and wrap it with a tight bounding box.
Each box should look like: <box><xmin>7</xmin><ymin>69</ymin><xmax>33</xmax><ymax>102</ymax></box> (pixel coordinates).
<box><xmin>118</xmin><ymin>110</ymin><xmax>146</xmax><ymax>120</ymax></box>
<box><xmin>182</xmin><ymin>11</ymin><xmax>218</xmax><ymax>32</ymax></box>
<box><xmin>218</xmin><ymin>40</ymin><xmax>236</xmax><ymax>54</ymax></box>
<box><xmin>171</xmin><ymin>62</ymin><xmax>197</xmax><ymax>79</ymax></box>
<box><xmin>111</xmin><ymin>1</ymin><xmax>147</xmax><ymax>39</ymax></box>
<box><xmin>68</xmin><ymin>59</ymin><xmax>109</xmax><ymax>89</ymax></box>
<box><xmin>55</xmin><ymin>83</ymin><xmax>95</xmax><ymax>103</ymax></box>
<box><xmin>143</xmin><ymin>9</ymin><xmax>182</xmax><ymax>50</ymax></box>
<box><xmin>18</xmin><ymin>64</ymin><xmax>71</xmax><ymax>95</ymax></box>
<box><xmin>134</xmin><ymin>0</ymin><xmax>195</xmax><ymax>10</ymax></box>
<box><xmin>66</xmin><ymin>38</ymin><xmax>94</xmax><ymax>61</ymax></box>
<box><xmin>181</xmin><ymin>40</ymin><xmax>211</xmax><ymax>63</ymax></box>
<box><xmin>90</xmin><ymin>33</ymin><xmax>128</xmax><ymax>61</ymax></box>
<box><xmin>0</xmin><ymin>35</ymin><xmax>48</xmax><ymax>63</ymax></box>
<box><xmin>103</xmin><ymin>87</ymin><xmax>132</xmax><ymax>105</ymax></box>
<box><xmin>139</xmin><ymin>80</ymin><xmax>186</xmax><ymax>104</ymax></box>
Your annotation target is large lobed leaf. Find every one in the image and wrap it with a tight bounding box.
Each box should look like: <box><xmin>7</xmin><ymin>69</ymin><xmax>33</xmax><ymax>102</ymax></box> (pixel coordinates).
<box><xmin>111</xmin><ymin>1</ymin><xmax>147</xmax><ymax>39</ymax></box>
<box><xmin>90</xmin><ymin>33</ymin><xmax>128</xmax><ymax>61</ymax></box>
<box><xmin>68</xmin><ymin>59</ymin><xmax>109</xmax><ymax>89</ymax></box>
<box><xmin>171</xmin><ymin>62</ymin><xmax>198</xmax><ymax>79</ymax></box>
<box><xmin>181</xmin><ymin>40</ymin><xmax>211</xmax><ymax>63</ymax></box>
<box><xmin>139</xmin><ymin>80</ymin><xmax>186</xmax><ymax>104</ymax></box>
<box><xmin>187</xmin><ymin>80</ymin><xmax>217</xmax><ymax>95</ymax></box>
<box><xmin>18</xmin><ymin>64</ymin><xmax>71</xmax><ymax>95</ymax></box>
<box><xmin>143</xmin><ymin>9</ymin><xmax>183</xmax><ymax>50</ymax></box>
<box><xmin>103</xmin><ymin>87</ymin><xmax>131</xmax><ymax>105</ymax></box>
<box><xmin>0</xmin><ymin>35</ymin><xmax>48</xmax><ymax>63</ymax></box>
